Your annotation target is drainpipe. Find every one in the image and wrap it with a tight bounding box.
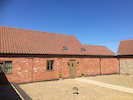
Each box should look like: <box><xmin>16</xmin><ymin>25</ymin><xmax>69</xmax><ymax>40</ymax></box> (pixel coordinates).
<box><xmin>27</xmin><ymin>57</ymin><xmax>33</xmax><ymax>82</ymax></box>
<box><xmin>114</xmin><ymin>53</ymin><xmax>120</xmax><ymax>75</ymax></box>
<box><xmin>32</xmin><ymin>58</ymin><xmax>33</xmax><ymax>82</ymax></box>
<box><xmin>58</xmin><ymin>57</ymin><xmax>62</xmax><ymax>77</ymax></box>
<box><xmin>26</xmin><ymin>59</ymin><xmax>27</xmax><ymax>83</ymax></box>
<box><xmin>60</xmin><ymin>57</ymin><xmax>62</xmax><ymax>77</ymax></box>
<box><xmin>99</xmin><ymin>56</ymin><xmax>101</xmax><ymax>75</ymax></box>
<box><xmin>118</xmin><ymin>56</ymin><xmax>120</xmax><ymax>75</ymax></box>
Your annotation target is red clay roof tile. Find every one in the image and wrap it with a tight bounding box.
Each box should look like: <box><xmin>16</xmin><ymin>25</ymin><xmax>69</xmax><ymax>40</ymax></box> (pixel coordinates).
<box><xmin>0</xmin><ymin>26</ymin><xmax>114</xmax><ymax>56</ymax></box>
<box><xmin>117</xmin><ymin>39</ymin><xmax>133</xmax><ymax>55</ymax></box>
<box><xmin>81</xmin><ymin>44</ymin><xmax>114</xmax><ymax>55</ymax></box>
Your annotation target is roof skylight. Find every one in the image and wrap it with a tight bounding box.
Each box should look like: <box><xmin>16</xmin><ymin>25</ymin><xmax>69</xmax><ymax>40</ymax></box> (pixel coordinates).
<box><xmin>81</xmin><ymin>48</ymin><xmax>86</xmax><ymax>51</ymax></box>
<box><xmin>63</xmin><ymin>47</ymin><xmax>68</xmax><ymax>50</ymax></box>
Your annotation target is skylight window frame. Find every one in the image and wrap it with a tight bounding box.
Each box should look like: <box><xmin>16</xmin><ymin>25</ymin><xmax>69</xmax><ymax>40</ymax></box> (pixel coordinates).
<box><xmin>81</xmin><ymin>48</ymin><xmax>86</xmax><ymax>51</ymax></box>
<box><xmin>63</xmin><ymin>47</ymin><xmax>68</xmax><ymax>50</ymax></box>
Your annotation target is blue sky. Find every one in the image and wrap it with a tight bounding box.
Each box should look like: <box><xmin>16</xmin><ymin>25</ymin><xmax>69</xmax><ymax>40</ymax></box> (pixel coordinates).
<box><xmin>0</xmin><ymin>0</ymin><xmax>133</xmax><ymax>53</ymax></box>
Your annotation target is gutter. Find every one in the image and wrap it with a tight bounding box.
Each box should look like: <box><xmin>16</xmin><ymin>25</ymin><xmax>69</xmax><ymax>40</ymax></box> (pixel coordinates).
<box><xmin>0</xmin><ymin>53</ymin><xmax>118</xmax><ymax>57</ymax></box>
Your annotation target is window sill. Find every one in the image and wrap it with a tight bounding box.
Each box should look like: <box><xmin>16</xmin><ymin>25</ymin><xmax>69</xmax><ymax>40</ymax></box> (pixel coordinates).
<box><xmin>5</xmin><ymin>73</ymin><xmax>12</xmax><ymax>74</ymax></box>
<box><xmin>0</xmin><ymin>73</ymin><xmax>12</xmax><ymax>75</ymax></box>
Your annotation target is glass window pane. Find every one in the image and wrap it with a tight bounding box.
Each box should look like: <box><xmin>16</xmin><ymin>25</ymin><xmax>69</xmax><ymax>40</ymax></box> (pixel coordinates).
<box><xmin>63</xmin><ymin>47</ymin><xmax>68</xmax><ymax>50</ymax></box>
<box><xmin>47</xmin><ymin>60</ymin><xmax>54</xmax><ymax>70</ymax></box>
<box><xmin>5</xmin><ymin>61</ymin><xmax>12</xmax><ymax>73</ymax></box>
<box><xmin>0</xmin><ymin>63</ymin><xmax>3</xmax><ymax>73</ymax></box>
<box><xmin>47</xmin><ymin>61</ymin><xmax>50</xmax><ymax>70</ymax></box>
<box><xmin>81</xmin><ymin>48</ymin><xmax>86</xmax><ymax>51</ymax></box>
<box><xmin>51</xmin><ymin>61</ymin><xmax>54</xmax><ymax>70</ymax></box>
<box><xmin>51</xmin><ymin>61</ymin><xmax>53</xmax><ymax>66</ymax></box>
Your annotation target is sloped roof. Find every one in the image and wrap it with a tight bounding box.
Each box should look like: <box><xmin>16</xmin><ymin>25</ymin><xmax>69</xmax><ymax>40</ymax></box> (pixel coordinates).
<box><xmin>117</xmin><ymin>39</ymin><xmax>133</xmax><ymax>55</ymax></box>
<box><xmin>82</xmin><ymin>44</ymin><xmax>114</xmax><ymax>55</ymax></box>
<box><xmin>0</xmin><ymin>26</ymin><xmax>114</xmax><ymax>56</ymax></box>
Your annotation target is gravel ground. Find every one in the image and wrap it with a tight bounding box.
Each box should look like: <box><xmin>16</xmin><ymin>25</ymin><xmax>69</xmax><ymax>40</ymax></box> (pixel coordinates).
<box><xmin>85</xmin><ymin>74</ymin><xmax>133</xmax><ymax>88</ymax></box>
<box><xmin>19</xmin><ymin>75</ymin><xmax>133</xmax><ymax>100</ymax></box>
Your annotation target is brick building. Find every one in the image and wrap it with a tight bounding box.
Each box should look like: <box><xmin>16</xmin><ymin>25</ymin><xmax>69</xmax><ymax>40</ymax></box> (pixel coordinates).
<box><xmin>117</xmin><ymin>39</ymin><xmax>133</xmax><ymax>75</ymax></box>
<box><xmin>0</xmin><ymin>26</ymin><xmax>119</xmax><ymax>83</ymax></box>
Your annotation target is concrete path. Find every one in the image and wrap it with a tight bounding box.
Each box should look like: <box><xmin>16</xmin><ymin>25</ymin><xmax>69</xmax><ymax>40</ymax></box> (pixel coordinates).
<box><xmin>75</xmin><ymin>78</ymin><xmax>133</xmax><ymax>94</ymax></box>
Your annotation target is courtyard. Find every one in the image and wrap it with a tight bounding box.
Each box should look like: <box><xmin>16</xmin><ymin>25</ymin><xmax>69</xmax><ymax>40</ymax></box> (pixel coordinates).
<box><xmin>19</xmin><ymin>74</ymin><xmax>133</xmax><ymax>100</ymax></box>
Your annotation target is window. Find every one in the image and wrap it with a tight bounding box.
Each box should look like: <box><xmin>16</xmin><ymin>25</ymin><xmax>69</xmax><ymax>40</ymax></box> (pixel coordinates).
<box><xmin>63</xmin><ymin>47</ymin><xmax>68</xmax><ymax>50</ymax></box>
<box><xmin>0</xmin><ymin>61</ymin><xmax>12</xmax><ymax>74</ymax></box>
<box><xmin>47</xmin><ymin>60</ymin><xmax>54</xmax><ymax>71</ymax></box>
<box><xmin>81</xmin><ymin>48</ymin><xmax>86</xmax><ymax>51</ymax></box>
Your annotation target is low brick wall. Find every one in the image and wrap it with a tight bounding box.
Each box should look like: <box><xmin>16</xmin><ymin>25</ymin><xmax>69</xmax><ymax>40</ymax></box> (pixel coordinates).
<box><xmin>120</xmin><ymin>59</ymin><xmax>133</xmax><ymax>75</ymax></box>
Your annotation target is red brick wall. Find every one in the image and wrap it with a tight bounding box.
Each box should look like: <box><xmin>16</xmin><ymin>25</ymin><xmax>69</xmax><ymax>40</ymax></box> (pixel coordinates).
<box><xmin>0</xmin><ymin>56</ymin><xmax>119</xmax><ymax>83</ymax></box>
<box><xmin>77</xmin><ymin>58</ymin><xmax>100</xmax><ymax>76</ymax></box>
<box><xmin>101</xmin><ymin>58</ymin><xmax>119</xmax><ymax>74</ymax></box>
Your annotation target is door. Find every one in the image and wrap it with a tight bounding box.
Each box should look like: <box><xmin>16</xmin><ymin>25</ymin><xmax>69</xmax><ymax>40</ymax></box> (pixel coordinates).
<box><xmin>69</xmin><ymin>60</ymin><xmax>76</xmax><ymax>78</ymax></box>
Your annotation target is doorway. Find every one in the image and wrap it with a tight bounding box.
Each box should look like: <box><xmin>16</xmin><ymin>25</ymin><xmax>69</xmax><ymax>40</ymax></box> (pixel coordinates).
<box><xmin>69</xmin><ymin>60</ymin><xmax>76</xmax><ymax>78</ymax></box>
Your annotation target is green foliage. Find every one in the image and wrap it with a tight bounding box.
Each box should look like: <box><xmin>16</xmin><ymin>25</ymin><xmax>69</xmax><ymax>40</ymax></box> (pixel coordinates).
<box><xmin>59</xmin><ymin>72</ymin><xmax>62</xmax><ymax>78</ymax></box>
<box><xmin>81</xmin><ymin>71</ymin><xmax>84</xmax><ymax>76</ymax></box>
